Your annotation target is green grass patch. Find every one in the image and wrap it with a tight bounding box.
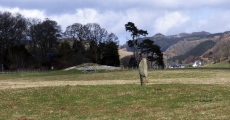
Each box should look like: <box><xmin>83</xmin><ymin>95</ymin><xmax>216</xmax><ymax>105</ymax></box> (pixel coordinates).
<box><xmin>204</xmin><ymin>62</ymin><xmax>230</xmax><ymax>69</ymax></box>
<box><xmin>0</xmin><ymin>69</ymin><xmax>109</xmax><ymax>81</ymax></box>
<box><xmin>149</xmin><ymin>69</ymin><xmax>216</xmax><ymax>79</ymax></box>
<box><xmin>0</xmin><ymin>84</ymin><xmax>230</xmax><ymax>119</ymax></box>
<box><xmin>0</xmin><ymin>69</ymin><xmax>224</xmax><ymax>81</ymax></box>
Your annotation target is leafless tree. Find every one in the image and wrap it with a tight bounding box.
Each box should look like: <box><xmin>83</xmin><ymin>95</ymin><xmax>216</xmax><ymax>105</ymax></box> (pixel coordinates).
<box><xmin>28</xmin><ymin>18</ymin><xmax>61</xmax><ymax>65</ymax></box>
<box><xmin>0</xmin><ymin>12</ymin><xmax>28</xmax><ymax>69</ymax></box>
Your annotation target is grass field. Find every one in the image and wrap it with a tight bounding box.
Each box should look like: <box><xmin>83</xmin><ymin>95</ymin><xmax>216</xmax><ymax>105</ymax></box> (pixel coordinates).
<box><xmin>0</xmin><ymin>68</ymin><xmax>230</xmax><ymax>119</ymax></box>
<box><xmin>0</xmin><ymin>68</ymin><xmax>228</xmax><ymax>81</ymax></box>
<box><xmin>204</xmin><ymin>62</ymin><xmax>230</xmax><ymax>68</ymax></box>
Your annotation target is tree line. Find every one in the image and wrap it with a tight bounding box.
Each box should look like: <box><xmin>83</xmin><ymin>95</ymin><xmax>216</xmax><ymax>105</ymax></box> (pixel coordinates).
<box><xmin>0</xmin><ymin>11</ymin><xmax>120</xmax><ymax>70</ymax></box>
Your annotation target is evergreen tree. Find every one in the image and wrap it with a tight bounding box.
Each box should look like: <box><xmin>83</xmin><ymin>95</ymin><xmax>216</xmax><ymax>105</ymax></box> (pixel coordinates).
<box><xmin>101</xmin><ymin>42</ymin><xmax>120</xmax><ymax>66</ymax></box>
<box><xmin>125</xmin><ymin>22</ymin><xmax>164</xmax><ymax>68</ymax></box>
<box><xmin>139</xmin><ymin>39</ymin><xmax>164</xmax><ymax>69</ymax></box>
<box><xmin>125</xmin><ymin>22</ymin><xmax>148</xmax><ymax>66</ymax></box>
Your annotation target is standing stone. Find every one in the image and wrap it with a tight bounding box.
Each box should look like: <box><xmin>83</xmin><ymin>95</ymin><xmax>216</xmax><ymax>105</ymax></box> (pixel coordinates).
<box><xmin>138</xmin><ymin>58</ymin><xmax>148</xmax><ymax>85</ymax></box>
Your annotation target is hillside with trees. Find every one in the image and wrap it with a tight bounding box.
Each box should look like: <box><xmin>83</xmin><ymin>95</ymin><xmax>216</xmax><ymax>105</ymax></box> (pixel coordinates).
<box><xmin>170</xmin><ymin>40</ymin><xmax>216</xmax><ymax>64</ymax></box>
<box><xmin>203</xmin><ymin>32</ymin><xmax>230</xmax><ymax>63</ymax></box>
<box><xmin>0</xmin><ymin>11</ymin><xmax>120</xmax><ymax>71</ymax></box>
<box><xmin>167</xmin><ymin>32</ymin><xmax>230</xmax><ymax>65</ymax></box>
<box><xmin>121</xmin><ymin>30</ymin><xmax>230</xmax><ymax>66</ymax></box>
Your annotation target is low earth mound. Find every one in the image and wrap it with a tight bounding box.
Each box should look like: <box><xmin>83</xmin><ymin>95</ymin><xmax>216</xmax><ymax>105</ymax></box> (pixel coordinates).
<box><xmin>64</xmin><ymin>63</ymin><xmax>121</xmax><ymax>71</ymax></box>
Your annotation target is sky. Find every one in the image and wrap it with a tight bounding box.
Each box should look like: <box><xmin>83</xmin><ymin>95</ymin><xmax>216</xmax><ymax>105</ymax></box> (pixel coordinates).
<box><xmin>1</xmin><ymin>0</ymin><xmax>230</xmax><ymax>44</ymax></box>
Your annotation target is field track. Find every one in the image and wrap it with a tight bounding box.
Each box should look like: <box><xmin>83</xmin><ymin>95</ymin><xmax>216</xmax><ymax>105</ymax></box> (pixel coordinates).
<box><xmin>1</xmin><ymin>77</ymin><xmax>229</xmax><ymax>90</ymax></box>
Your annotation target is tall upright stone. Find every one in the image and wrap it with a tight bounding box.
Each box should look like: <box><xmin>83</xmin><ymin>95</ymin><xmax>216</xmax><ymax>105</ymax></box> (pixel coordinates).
<box><xmin>138</xmin><ymin>58</ymin><xmax>148</xmax><ymax>85</ymax></box>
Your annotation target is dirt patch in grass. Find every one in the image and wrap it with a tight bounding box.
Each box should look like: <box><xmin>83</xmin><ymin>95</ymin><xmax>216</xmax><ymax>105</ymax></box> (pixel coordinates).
<box><xmin>0</xmin><ymin>80</ymin><xmax>137</xmax><ymax>90</ymax></box>
<box><xmin>0</xmin><ymin>69</ymin><xmax>229</xmax><ymax>90</ymax></box>
<box><xmin>1</xmin><ymin>77</ymin><xmax>230</xmax><ymax>90</ymax></box>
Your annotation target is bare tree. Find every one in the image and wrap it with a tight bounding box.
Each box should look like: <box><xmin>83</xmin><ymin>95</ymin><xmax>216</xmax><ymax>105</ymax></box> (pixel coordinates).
<box><xmin>106</xmin><ymin>33</ymin><xmax>119</xmax><ymax>44</ymax></box>
<box><xmin>0</xmin><ymin>12</ymin><xmax>28</xmax><ymax>69</ymax></box>
<box><xmin>65</xmin><ymin>23</ymin><xmax>90</xmax><ymax>41</ymax></box>
<box><xmin>28</xmin><ymin>18</ymin><xmax>61</xmax><ymax>65</ymax></box>
<box><xmin>64</xmin><ymin>23</ymin><xmax>90</xmax><ymax>54</ymax></box>
<box><xmin>26</xmin><ymin>18</ymin><xmax>41</xmax><ymax>55</ymax></box>
<box><xmin>86</xmin><ymin>23</ymin><xmax>108</xmax><ymax>63</ymax></box>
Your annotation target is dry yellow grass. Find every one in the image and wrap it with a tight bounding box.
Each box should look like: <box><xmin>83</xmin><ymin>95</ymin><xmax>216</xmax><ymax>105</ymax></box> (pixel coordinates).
<box><xmin>118</xmin><ymin>48</ymin><xmax>133</xmax><ymax>59</ymax></box>
<box><xmin>0</xmin><ymin>69</ymin><xmax>229</xmax><ymax>90</ymax></box>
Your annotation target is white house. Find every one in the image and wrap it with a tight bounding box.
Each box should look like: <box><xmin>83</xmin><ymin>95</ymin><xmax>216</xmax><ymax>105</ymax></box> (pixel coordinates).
<box><xmin>193</xmin><ymin>60</ymin><xmax>202</xmax><ymax>67</ymax></box>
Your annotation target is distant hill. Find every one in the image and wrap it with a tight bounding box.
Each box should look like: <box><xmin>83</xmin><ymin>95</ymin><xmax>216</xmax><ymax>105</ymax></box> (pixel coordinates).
<box><xmin>202</xmin><ymin>31</ymin><xmax>230</xmax><ymax>63</ymax></box>
<box><xmin>135</xmin><ymin>31</ymin><xmax>213</xmax><ymax>52</ymax></box>
<box><xmin>121</xmin><ymin>31</ymin><xmax>230</xmax><ymax>65</ymax></box>
<box><xmin>171</xmin><ymin>40</ymin><xmax>216</xmax><ymax>64</ymax></box>
<box><xmin>164</xmin><ymin>38</ymin><xmax>209</xmax><ymax>57</ymax></box>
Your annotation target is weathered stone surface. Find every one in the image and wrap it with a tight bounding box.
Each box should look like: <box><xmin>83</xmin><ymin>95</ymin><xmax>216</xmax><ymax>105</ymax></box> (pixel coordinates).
<box><xmin>139</xmin><ymin>58</ymin><xmax>148</xmax><ymax>77</ymax></box>
<box><xmin>138</xmin><ymin>58</ymin><xmax>148</xmax><ymax>85</ymax></box>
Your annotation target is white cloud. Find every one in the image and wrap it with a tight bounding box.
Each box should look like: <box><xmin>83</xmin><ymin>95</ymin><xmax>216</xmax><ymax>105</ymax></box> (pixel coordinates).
<box><xmin>186</xmin><ymin>20</ymin><xmax>208</xmax><ymax>32</ymax></box>
<box><xmin>51</xmin><ymin>8</ymin><xmax>157</xmax><ymax>43</ymax></box>
<box><xmin>0</xmin><ymin>6</ymin><xmax>46</xmax><ymax>19</ymax></box>
<box><xmin>154</xmin><ymin>12</ymin><xmax>189</xmax><ymax>34</ymax></box>
<box><xmin>184</xmin><ymin>9</ymin><xmax>230</xmax><ymax>33</ymax></box>
<box><xmin>50</xmin><ymin>8</ymin><xmax>100</xmax><ymax>31</ymax></box>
